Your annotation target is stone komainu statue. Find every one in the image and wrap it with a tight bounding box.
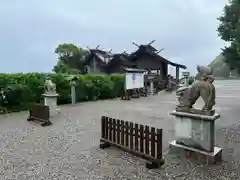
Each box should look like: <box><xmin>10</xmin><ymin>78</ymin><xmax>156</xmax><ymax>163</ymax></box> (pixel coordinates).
<box><xmin>176</xmin><ymin>65</ymin><xmax>216</xmax><ymax>116</ymax></box>
<box><xmin>44</xmin><ymin>79</ymin><xmax>56</xmax><ymax>93</ymax></box>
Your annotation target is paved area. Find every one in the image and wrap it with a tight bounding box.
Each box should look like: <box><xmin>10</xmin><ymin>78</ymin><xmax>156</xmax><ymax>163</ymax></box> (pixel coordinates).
<box><xmin>1</xmin><ymin>80</ymin><xmax>240</xmax><ymax>179</ymax></box>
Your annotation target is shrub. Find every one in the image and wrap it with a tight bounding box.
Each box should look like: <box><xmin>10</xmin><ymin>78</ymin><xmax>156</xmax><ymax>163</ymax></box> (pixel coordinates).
<box><xmin>0</xmin><ymin>73</ymin><xmax>124</xmax><ymax>112</ymax></box>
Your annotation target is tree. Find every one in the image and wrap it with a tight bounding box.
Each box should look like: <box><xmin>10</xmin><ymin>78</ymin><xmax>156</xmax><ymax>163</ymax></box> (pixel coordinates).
<box><xmin>53</xmin><ymin>43</ymin><xmax>88</xmax><ymax>74</ymax></box>
<box><xmin>217</xmin><ymin>0</ymin><xmax>240</xmax><ymax>72</ymax></box>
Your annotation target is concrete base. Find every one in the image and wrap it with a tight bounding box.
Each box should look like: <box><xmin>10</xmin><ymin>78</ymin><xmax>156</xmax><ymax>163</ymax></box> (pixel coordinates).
<box><xmin>42</xmin><ymin>93</ymin><xmax>60</xmax><ymax>117</ymax></box>
<box><xmin>169</xmin><ymin>140</ymin><xmax>222</xmax><ymax>165</ymax></box>
<box><xmin>170</xmin><ymin>110</ymin><xmax>220</xmax><ymax>152</ymax></box>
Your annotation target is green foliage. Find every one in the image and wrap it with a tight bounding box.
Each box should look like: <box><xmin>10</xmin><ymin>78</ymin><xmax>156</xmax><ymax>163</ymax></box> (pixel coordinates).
<box><xmin>0</xmin><ymin>73</ymin><xmax>124</xmax><ymax>113</ymax></box>
<box><xmin>217</xmin><ymin>0</ymin><xmax>240</xmax><ymax>72</ymax></box>
<box><xmin>53</xmin><ymin>43</ymin><xmax>89</xmax><ymax>74</ymax></box>
<box><xmin>109</xmin><ymin>73</ymin><xmax>125</xmax><ymax>97</ymax></box>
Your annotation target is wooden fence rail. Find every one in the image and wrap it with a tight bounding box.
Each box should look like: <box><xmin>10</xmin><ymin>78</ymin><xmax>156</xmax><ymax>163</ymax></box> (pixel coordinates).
<box><xmin>100</xmin><ymin>116</ymin><xmax>164</xmax><ymax>169</ymax></box>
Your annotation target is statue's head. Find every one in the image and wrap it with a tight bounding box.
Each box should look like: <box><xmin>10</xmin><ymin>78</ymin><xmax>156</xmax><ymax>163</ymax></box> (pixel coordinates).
<box><xmin>197</xmin><ymin>65</ymin><xmax>212</xmax><ymax>75</ymax></box>
<box><xmin>197</xmin><ymin>65</ymin><xmax>213</xmax><ymax>81</ymax></box>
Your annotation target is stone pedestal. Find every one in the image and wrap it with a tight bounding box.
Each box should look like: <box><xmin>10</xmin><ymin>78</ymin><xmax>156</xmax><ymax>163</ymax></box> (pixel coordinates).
<box><xmin>71</xmin><ymin>85</ymin><xmax>76</xmax><ymax>105</ymax></box>
<box><xmin>169</xmin><ymin>110</ymin><xmax>222</xmax><ymax>164</ymax></box>
<box><xmin>42</xmin><ymin>93</ymin><xmax>60</xmax><ymax>117</ymax></box>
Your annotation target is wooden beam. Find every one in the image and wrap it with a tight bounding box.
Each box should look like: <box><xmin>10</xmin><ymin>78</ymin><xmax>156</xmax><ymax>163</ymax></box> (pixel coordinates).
<box><xmin>148</xmin><ymin>40</ymin><xmax>156</xmax><ymax>45</ymax></box>
<box><xmin>108</xmin><ymin>49</ymin><xmax>112</xmax><ymax>55</ymax></box>
<box><xmin>132</xmin><ymin>42</ymin><xmax>140</xmax><ymax>47</ymax></box>
<box><xmin>100</xmin><ymin>138</ymin><xmax>164</xmax><ymax>166</ymax></box>
<box><xmin>156</xmin><ymin>48</ymin><xmax>165</xmax><ymax>54</ymax></box>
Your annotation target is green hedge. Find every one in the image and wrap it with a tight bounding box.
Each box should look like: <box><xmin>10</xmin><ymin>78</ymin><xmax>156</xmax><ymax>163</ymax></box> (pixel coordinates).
<box><xmin>0</xmin><ymin>73</ymin><xmax>124</xmax><ymax>112</ymax></box>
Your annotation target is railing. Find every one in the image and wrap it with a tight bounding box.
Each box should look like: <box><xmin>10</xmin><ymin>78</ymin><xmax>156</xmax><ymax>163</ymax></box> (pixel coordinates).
<box><xmin>100</xmin><ymin>116</ymin><xmax>164</xmax><ymax>169</ymax></box>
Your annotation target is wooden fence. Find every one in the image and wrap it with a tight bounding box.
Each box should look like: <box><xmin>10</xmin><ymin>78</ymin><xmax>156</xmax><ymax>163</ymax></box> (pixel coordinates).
<box><xmin>100</xmin><ymin>116</ymin><xmax>164</xmax><ymax>169</ymax></box>
<box><xmin>27</xmin><ymin>104</ymin><xmax>52</xmax><ymax>126</ymax></box>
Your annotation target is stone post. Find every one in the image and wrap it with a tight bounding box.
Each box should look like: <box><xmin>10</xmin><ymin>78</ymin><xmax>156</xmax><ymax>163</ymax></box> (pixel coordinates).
<box><xmin>70</xmin><ymin>80</ymin><xmax>76</xmax><ymax>105</ymax></box>
<box><xmin>150</xmin><ymin>81</ymin><xmax>154</xmax><ymax>95</ymax></box>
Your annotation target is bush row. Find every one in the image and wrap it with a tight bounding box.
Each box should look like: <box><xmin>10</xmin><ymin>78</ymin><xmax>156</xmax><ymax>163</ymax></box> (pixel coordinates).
<box><xmin>0</xmin><ymin>73</ymin><xmax>124</xmax><ymax>112</ymax></box>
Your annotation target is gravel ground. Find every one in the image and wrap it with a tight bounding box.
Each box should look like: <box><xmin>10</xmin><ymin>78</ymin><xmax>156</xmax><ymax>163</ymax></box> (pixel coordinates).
<box><xmin>0</xmin><ymin>80</ymin><xmax>240</xmax><ymax>179</ymax></box>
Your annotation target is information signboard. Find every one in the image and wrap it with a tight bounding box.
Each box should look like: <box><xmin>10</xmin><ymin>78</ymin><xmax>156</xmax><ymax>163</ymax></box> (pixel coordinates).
<box><xmin>125</xmin><ymin>72</ymin><xmax>145</xmax><ymax>90</ymax></box>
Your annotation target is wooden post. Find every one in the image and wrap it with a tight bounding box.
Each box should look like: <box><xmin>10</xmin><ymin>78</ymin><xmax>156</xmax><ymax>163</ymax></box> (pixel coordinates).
<box><xmin>129</xmin><ymin>122</ymin><xmax>134</xmax><ymax>149</ymax></box>
<box><xmin>176</xmin><ymin>67</ymin><xmax>179</xmax><ymax>85</ymax></box>
<box><xmin>139</xmin><ymin>125</ymin><xmax>144</xmax><ymax>153</ymax></box>
<box><xmin>156</xmin><ymin>129</ymin><xmax>163</xmax><ymax>160</ymax></box>
<box><xmin>105</xmin><ymin>117</ymin><xmax>109</xmax><ymax>139</ymax></box>
<box><xmin>100</xmin><ymin>116</ymin><xmax>111</xmax><ymax>149</ymax></box>
<box><xmin>145</xmin><ymin>126</ymin><xmax>150</xmax><ymax>155</ymax></box>
<box><xmin>146</xmin><ymin>128</ymin><xmax>164</xmax><ymax>169</ymax></box>
<box><xmin>117</xmin><ymin>119</ymin><xmax>120</xmax><ymax>144</ymax></box>
<box><xmin>121</xmin><ymin>120</ymin><xmax>125</xmax><ymax>145</ymax></box>
<box><xmin>101</xmin><ymin>116</ymin><xmax>106</xmax><ymax>139</ymax></box>
<box><xmin>112</xmin><ymin>118</ymin><xmax>116</xmax><ymax>143</ymax></box>
<box><xmin>125</xmin><ymin>121</ymin><xmax>129</xmax><ymax>147</ymax></box>
<box><xmin>135</xmin><ymin>124</ymin><xmax>139</xmax><ymax>151</ymax></box>
<box><xmin>109</xmin><ymin>118</ymin><xmax>113</xmax><ymax>141</ymax></box>
<box><xmin>150</xmin><ymin>127</ymin><xmax>156</xmax><ymax>158</ymax></box>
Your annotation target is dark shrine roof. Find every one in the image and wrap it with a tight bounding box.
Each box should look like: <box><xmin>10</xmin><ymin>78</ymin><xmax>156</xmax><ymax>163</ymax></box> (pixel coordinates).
<box><xmin>83</xmin><ymin>45</ymin><xmax>187</xmax><ymax>70</ymax></box>
<box><xmin>130</xmin><ymin>45</ymin><xmax>187</xmax><ymax>69</ymax></box>
<box><xmin>112</xmin><ymin>53</ymin><xmax>130</xmax><ymax>62</ymax></box>
<box><xmin>84</xmin><ymin>49</ymin><xmax>112</xmax><ymax>65</ymax></box>
<box><xmin>106</xmin><ymin>53</ymin><xmax>135</xmax><ymax>67</ymax></box>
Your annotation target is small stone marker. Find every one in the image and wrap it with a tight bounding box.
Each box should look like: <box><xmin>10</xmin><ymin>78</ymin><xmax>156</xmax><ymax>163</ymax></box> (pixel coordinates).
<box><xmin>71</xmin><ymin>81</ymin><xmax>76</xmax><ymax>105</ymax></box>
<box><xmin>68</xmin><ymin>75</ymin><xmax>78</xmax><ymax>105</ymax></box>
<box><xmin>147</xmin><ymin>75</ymin><xmax>155</xmax><ymax>95</ymax></box>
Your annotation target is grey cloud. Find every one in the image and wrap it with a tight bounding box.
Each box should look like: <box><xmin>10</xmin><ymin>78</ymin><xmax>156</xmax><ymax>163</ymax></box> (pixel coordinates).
<box><xmin>0</xmin><ymin>0</ymin><xmax>228</xmax><ymax>73</ymax></box>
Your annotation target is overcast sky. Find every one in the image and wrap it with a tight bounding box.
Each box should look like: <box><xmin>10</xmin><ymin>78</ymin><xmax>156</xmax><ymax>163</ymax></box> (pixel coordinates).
<box><xmin>0</xmin><ymin>0</ymin><xmax>228</xmax><ymax>74</ymax></box>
